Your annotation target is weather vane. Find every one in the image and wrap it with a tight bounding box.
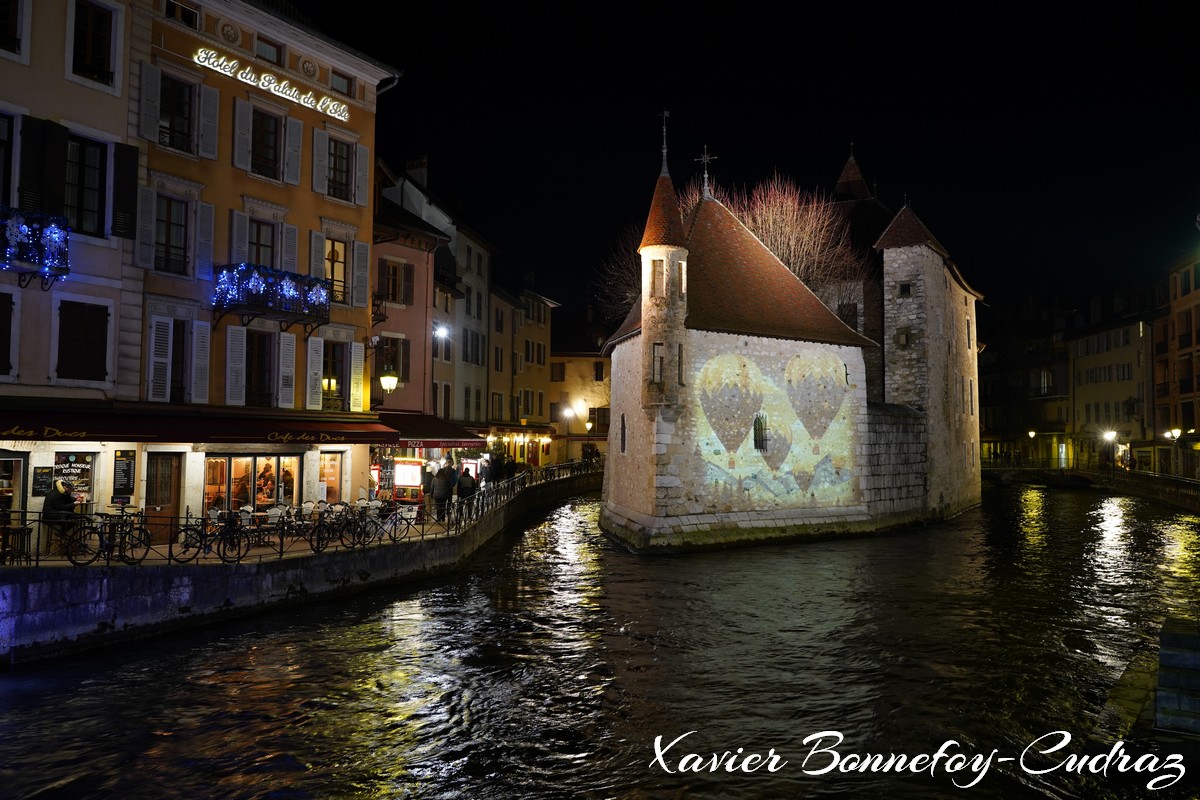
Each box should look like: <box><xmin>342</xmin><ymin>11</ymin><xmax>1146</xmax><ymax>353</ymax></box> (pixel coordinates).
<box><xmin>696</xmin><ymin>145</ymin><xmax>717</xmax><ymax>198</ymax></box>
<box><xmin>659</xmin><ymin>108</ymin><xmax>670</xmax><ymax>173</ymax></box>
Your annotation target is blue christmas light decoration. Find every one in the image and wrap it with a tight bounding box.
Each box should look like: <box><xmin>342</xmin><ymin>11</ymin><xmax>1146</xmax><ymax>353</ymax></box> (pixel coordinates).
<box><xmin>212</xmin><ymin>261</ymin><xmax>331</xmax><ymax>325</ymax></box>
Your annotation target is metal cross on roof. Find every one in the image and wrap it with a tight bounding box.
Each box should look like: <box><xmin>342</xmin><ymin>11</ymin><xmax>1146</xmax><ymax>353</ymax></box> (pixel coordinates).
<box><xmin>696</xmin><ymin>145</ymin><xmax>717</xmax><ymax>198</ymax></box>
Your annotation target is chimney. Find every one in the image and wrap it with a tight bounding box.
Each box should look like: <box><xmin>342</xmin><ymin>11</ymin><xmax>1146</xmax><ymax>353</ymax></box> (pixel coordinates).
<box><xmin>405</xmin><ymin>157</ymin><xmax>428</xmax><ymax>186</ymax></box>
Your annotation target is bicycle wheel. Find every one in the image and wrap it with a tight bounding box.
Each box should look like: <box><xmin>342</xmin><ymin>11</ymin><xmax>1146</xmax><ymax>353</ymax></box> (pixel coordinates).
<box><xmin>216</xmin><ymin>531</ymin><xmax>249</xmax><ymax>563</ymax></box>
<box><xmin>174</xmin><ymin>524</ymin><xmax>204</xmax><ymax>563</ymax></box>
<box><xmin>64</xmin><ymin>525</ymin><xmax>102</xmax><ymax>566</ymax></box>
<box><xmin>308</xmin><ymin>521</ymin><xmax>334</xmax><ymax>553</ymax></box>
<box><xmin>117</xmin><ymin>526</ymin><xmax>151</xmax><ymax>565</ymax></box>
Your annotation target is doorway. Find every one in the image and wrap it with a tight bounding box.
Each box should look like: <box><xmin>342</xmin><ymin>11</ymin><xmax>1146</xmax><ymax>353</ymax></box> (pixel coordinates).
<box><xmin>145</xmin><ymin>452</ymin><xmax>181</xmax><ymax>544</ymax></box>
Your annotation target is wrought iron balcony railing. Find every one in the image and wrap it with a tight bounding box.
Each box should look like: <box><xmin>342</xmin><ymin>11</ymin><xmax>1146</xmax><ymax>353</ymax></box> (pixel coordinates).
<box><xmin>0</xmin><ymin>206</ymin><xmax>71</xmax><ymax>290</ymax></box>
<box><xmin>212</xmin><ymin>262</ymin><xmax>331</xmax><ymax>337</ymax></box>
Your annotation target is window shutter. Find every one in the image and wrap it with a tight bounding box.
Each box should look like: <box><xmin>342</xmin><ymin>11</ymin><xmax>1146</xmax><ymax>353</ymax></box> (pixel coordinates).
<box><xmin>402</xmin><ymin>263</ymin><xmax>414</xmax><ymax>305</ymax></box>
<box><xmin>277</xmin><ymin>331</ymin><xmax>296</xmax><ymax>408</ymax></box>
<box><xmin>196</xmin><ymin>202</ymin><xmax>214</xmax><ymax>281</ymax></box>
<box><xmin>225</xmin><ymin>325</ymin><xmax>246</xmax><ymax>405</ymax></box>
<box><xmin>309</xmin><ymin>230</ymin><xmax>325</xmax><ymax>278</ymax></box>
<box><xmin>139</xmin><ymin>60</ymin><xmax>161</xmax><ymax>141</ymax></box>
<box><xmin>282</xmin><ymin>223</ymin><xmax>298</xmax><ymax>272</ymax></box>
<box><xmin>232</xmin><ymin>98</ymin><xmax>251</xmax><ymax>171</ymax></box>
<box><xmin>190</xmin><ymin>322</ymin><xmax>210</xmax><ymax>403</ymax></box>
<box><xmin>0</xmin><ymin>292</ymin><xmax>13</xmax><ymax>374</ymax></box>
<box><xmin>351</xmin><ymin>240</ymin><xmax>369</xmax><ymax>307</ymax></box>
<box><xmin>134</xmin><ymin>185</ymin><xmax>156</xmax><ymax>268</ymax></box>
<box><xmin>198</xmin><ymin>85</ymin><xmax>219</xmax><ymax>160</ymax></box>
<box><xmin>111</xmin><ymin>143</ymin><xmax>139</xmax><ymax>238</ymax></box>
<box><xmin>147</xmin><ymin>316</ymin><xmax>172</xmax><ymax>402</ymax></box>
<box><xmin>311</xmin><ymin>128</ymin><xmax>328</xmax><ymax>195</ymax></box>
<box><xmin>284</xmin><ymin>117</ymin><xmax>302</xmax><ymax>185</ymax></box>
<box><xmin>349</xmin><ymin>341</ymin><xmax>364</xmax><ymax>412</ymax></box>
<box><xmin>305</xmin><ymin>335</ymin><xmax>324</xmax><ymax>410</ymax></box>
<box><xmin>399</xmin><ymin>338</ymin><xmax>410</xmax><ymax>383</ymax></box>
<box><xmin>230</xmin><ymin>210</ymin><xmax>249</xmax><ymax>264</ymax></box>
<box><xmin>354</xmin><ymin>143</ymin><xmax>369</xmax><ymax>206</ymax></box>
<box><xmin>17</xmin><ymin>116</ymin><xmax>46</xmax><ymax>212</ymax></box>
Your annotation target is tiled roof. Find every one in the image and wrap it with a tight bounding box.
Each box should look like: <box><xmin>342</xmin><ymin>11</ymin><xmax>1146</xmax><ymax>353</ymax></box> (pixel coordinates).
<box><xmin>873</xmin><ymin>205</ymin><xmax>948</xmax><ymax>256</ymax></box>
<box><xmin>683</xmin><ymin>197</ymin><xmax>875</xmax><ymax>347</ymax></box>
<box><xmin>834</xmin><ymin>155</ymin><xmax>872</xmax><ymax>201</ymax></box>
<box><xmin>639</xmin><ymin>171</ymin><xmax>686</xmax><ymax>250</ymax></box>
<box><xmin>604</xmin><ymin>187</ymin><xmax>876</xmax><ymax>353</ymax></box>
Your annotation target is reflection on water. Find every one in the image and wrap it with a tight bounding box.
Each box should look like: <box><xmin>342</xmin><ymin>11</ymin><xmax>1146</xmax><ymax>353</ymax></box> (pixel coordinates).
<box><xmin>3</xmin><ymin>488</ymin><xmax>1200</xmax><ymax>798</ymax></box>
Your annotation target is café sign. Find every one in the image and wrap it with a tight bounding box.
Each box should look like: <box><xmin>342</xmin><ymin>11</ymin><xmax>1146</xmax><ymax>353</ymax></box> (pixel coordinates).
<box><xmin>193</xmin><ymin>48</ymin><xmax>350</xmax><ymax>122</ymax></box>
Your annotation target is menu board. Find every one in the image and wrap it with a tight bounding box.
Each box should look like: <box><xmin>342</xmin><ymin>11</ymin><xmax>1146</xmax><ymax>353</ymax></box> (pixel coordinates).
<box><xmin>32</xmin><ymin>466</ymin><xmax>53</xmax><ymax>497</ymax></box>
<box><xmin>54</xmin><ymin>452</ymin><xmax>94</xmax><ymax>502</ymax></box>
<box><xmin>113</xmin><ymin>450</ymin><xmax>135</xmax><ymax>495</ymax></box>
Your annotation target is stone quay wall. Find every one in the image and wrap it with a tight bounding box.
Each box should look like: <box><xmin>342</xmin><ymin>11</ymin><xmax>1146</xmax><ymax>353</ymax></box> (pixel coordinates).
<box><xmin>0</xmin><ymin>471</ymin><xmax>602</xmax><ymax>666</ymax></box>
<box><xmin>861</xmin><ymin>401</ymin><xmax>929</xmax><ymax>524</ymax></box>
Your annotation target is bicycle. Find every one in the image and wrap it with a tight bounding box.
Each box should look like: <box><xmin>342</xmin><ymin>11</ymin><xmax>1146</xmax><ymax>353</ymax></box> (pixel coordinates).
<box><xmin>64</xmin><ymin>505</ymin><xmax>152</xmax><ymax>566</ymax></box>
<box><xmin>175</xmin><ymin>507</ymin><xmax>249</xmax><ymax>563</ymax></box>
<box><xmin>338</xmin><ymin>501</ymin><xmax>387</xmax><ymax>549</ymax></box>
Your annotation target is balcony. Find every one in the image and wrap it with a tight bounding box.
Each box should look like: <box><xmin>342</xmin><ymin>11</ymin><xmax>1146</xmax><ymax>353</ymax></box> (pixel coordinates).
<box><xmin>0</xmin><ymin>207</ymin><xmax>71</xmax><ymax>290</ymax></box>
<box><xmin>212</xmin><ymin>262</ymin><xmax>331</xmax><ymax>337</ymax></box>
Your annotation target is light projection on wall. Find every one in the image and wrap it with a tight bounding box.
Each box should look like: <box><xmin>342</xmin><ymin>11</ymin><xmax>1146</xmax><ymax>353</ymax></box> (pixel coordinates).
<box><xmin>693</xmin><ymin>348</ymin><xmax>855</xmax><ymax>508</ymax></box>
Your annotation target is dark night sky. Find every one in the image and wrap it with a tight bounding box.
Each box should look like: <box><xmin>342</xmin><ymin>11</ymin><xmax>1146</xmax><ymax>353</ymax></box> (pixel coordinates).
<box><xmin>289</xmin><ymin>2</ymin><xmax>1200</xmax><ymax>319</ymax></box>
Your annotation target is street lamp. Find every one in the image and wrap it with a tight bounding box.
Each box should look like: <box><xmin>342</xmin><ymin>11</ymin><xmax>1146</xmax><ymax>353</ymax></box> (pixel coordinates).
<box><xmin>379</xmin><ymin>365</ymin><xmax>399</xmax><ymax>394</ymax></box>
<box><xmin>1027</xmin><ymin>430</ymin><xmax>1035</xmax><ymax>467</ymax></box>
<box><xmin>1166</xmin><ymin>428</ymin><xmax>1182</xmax><ymax>475</ymax></box>
<box><xmin>1103</xmin><ymin>430</ymin><xmax>1116</xmax><ymax>480</ymax></box>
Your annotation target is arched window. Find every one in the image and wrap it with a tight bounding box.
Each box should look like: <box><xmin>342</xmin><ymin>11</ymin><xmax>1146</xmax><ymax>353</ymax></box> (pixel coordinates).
<box><xmin>753</xmin><ymin>413</ymin><xmax>769</xmax><ymax>451</ymax></box>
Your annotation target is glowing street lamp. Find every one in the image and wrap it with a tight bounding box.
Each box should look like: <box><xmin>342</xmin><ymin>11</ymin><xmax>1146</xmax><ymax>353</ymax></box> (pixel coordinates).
<box><xmin>378</xmin><ymin>365</ymin><xmax>399</xmax><ymax>394</ymax></box>
<box><xmin>1103</xmin><ymin>430</ymin><xmax>1116</xmax><ymax>480</ymax></box>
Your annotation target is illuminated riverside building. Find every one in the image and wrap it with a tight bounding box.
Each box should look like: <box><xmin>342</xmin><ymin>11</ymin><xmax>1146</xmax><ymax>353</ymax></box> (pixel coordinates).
<box><xmin>0</xmin><ymin>1</ymin><xmax>403</xmax><ymax>539</ymax></box>
<box><xmin>600</xmin><ymin>152</ymin><xmax>983</xmax><ymax>551</ymax></box>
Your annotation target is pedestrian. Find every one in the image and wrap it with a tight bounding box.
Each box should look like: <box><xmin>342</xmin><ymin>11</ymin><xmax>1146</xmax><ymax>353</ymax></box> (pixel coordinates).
<box><xmin>431</xmin><ymin>464</ymin><xmax>453</xmax><ymax>521</ymax></box>
<box><xmin>42</xmin><ymin>479</ymin><xmax>80</xmax><ymax>552</ymax></box>
<box><xmin>478</xmin><ymin>457</ymin><xmax>491</xmax><ymax>489</ymax></box>
<box><xmin>457</xmin><ymin>466</ymin><xmax>476</xmax><ymax>501</ymax></box>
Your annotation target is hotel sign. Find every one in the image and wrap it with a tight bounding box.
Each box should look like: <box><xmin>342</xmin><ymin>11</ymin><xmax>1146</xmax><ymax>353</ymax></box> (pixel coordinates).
<box><xmin>193</xmin><ymin>48</ymin><xmax>350</xmax><ymax>122</ymax></box>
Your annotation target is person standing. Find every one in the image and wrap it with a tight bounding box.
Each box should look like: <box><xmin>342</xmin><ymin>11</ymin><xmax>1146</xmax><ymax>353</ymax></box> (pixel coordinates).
<box><xmin>42</xmin><ymin>479</ymin><xmax>79</xmax><ymax>554</ymax></box>
<box><xmin>457</xmin><ymin>466</ymin><xmax>477</xmax><ymax>509</ymax></box>
<box><xmin>431</xmin><ymin>465</ymin><xmax>452</xmax><ymax>521</ymax></box>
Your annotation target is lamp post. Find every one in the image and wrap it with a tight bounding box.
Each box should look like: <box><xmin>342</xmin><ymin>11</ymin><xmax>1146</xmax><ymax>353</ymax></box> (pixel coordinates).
<box><xmin>1027</xmin><ymin>430</ymin><xmax>1036</xmax><ymax>467</ymax></box>
<box><xmin>1103</xmin><ymin>430</ymin><xmax>1116</xmax><ymax>481</ymax></box>
<box><xmin>1167</xmin><ymin>428</ymin><xmax>1182</xmax><ymax>476</ymax></box>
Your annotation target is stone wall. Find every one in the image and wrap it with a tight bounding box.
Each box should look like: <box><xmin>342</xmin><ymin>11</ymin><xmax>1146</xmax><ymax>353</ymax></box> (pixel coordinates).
<box><xmin>0</xmin><ymin>471</ymin><xmax>602</xmax><ymax>666</ymax></box>
<box><xmin>862</xmin><ymin>402</ymin><xmax>928</xmax><ymax>521</ymax></box>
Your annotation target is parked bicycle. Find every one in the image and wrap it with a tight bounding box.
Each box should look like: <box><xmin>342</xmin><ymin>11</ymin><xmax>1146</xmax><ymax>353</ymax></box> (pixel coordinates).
<box><xmin>174</xmin><ymin>507</ymin><xmax>250</xmax><ymax>563</ymax></box>
<box><xmin>63</xmin><ymin>504</ymin><xmax>152</xmax><ymax>566</ymax></box>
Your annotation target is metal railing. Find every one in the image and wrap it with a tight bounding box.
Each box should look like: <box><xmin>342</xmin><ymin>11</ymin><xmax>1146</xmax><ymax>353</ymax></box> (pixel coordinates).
<box><xmin>0</xmin><ymin>459</ymin><xmax>603</xmax><ymax>569</ymax></box>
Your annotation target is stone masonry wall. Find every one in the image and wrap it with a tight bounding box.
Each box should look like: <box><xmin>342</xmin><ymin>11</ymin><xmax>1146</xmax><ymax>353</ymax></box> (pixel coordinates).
<box><xmin>862</xmin><ymin>402</ymin><xmax>927</xmax><ymax>520</ymax></box>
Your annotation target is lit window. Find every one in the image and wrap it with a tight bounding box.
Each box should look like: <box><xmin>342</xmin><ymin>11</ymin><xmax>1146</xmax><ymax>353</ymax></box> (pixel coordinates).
<box><xmin>325</xmin><ymin>238</ymin><xmax>348</xmax><ymax>304</ymax></box>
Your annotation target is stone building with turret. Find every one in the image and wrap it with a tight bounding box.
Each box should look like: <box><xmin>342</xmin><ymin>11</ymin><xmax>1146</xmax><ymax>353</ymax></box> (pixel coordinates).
<box><xmin>600</xmin><ymin>150</ymin><xmax>982</xmax><ymax>552</ymax></box>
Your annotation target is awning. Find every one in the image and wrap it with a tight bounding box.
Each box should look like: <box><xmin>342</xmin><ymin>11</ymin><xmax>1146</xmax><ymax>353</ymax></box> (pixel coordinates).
<box><xmin>376</xmin><ymin>411</ymin><xmax>487</xmax><ymax>449</ymax></box>
<box><xmin>0</xmin><ymin>408</ymin><xmax>399</xmax><ymax>445</ymax></box>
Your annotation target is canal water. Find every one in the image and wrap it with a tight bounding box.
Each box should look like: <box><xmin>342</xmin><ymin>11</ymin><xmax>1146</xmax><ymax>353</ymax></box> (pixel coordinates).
<box><xmin>3</xmin><ymin>485</ymin><xmax>1200</xmax><ymax>799</ymax></box>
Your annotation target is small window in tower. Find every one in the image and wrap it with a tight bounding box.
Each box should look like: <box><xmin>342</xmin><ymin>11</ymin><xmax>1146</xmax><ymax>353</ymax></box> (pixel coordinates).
<box><xmin>677</xmin><ymin>261</ymin><xmax>686</xmax><ymax>297</ymax></box>
<box><xmin>620</xmin><ymin>414</ymin><xmax>626</xmax><ymax>453</ymax></box>
<box><xmin>899</xmin><ymin>283</ymin><xmax>912</xmax><ymax>297</ymax></box>
<box><xmin>677</xmin><ymin>343</ymin><xmax>685</xmax><ymax>385</ymax></box>
<box><xmin>651</xmin><ymin>342</ymin><xmax>664</xmax><ymax>384</ymax></box>
<box><xmin>652</xmin><ymin>260</ymin><xmax>664</xmax><ymax>297</ymax></box>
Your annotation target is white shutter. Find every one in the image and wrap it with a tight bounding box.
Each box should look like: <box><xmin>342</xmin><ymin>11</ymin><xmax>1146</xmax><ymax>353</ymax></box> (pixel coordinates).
<box><xmin>349</xmin><ymin>341</ymin><xmax>364</xmax><ymax>412</ymax></box>
<box><xmin>139</xmin><ymin>60</ymin><xmax>161</xmax><ymax>142</ymax></box>
<box><xmin>312</xmin><ymin>128</ymin><xmax>328</xmax><ymax>195</ymax></box>
<box><xmin>354</xmin><ymin>143</ymin><xmax>369</xmax><ymax>206</ymax></box>
<box><xmin>226</xmin><ymin>325</ymin><xmax>246</xmax><ymax>406</ymax></box>
<box><xmin>198</xmin><ymin>85</ymin><xmax>219</xmax><ymax>160</ymax></box>
<box><xmin>309</xmin><ymin>230</ymin><xmax>326</xmax><ymax>278</ymax></box>
<box><xmin>190</xmin><ymin>322</ymin><xmax>210</xmax><ymax>404</ymax></box>
<box><xmin>306</xmin><ymin>335</ymin><xmax>324</xmax><ymax>410</ymax></box>
<box><xmin>230</xmin><ymin>210</ymin><xmax>249</xmax><ymax>264</ymax></box>
<box><xmin>277</xmin><ymin>331</ymin><xmax>296</xmax><ymax>408</ymax></box>
<box><xmin>284</xmin><ymin>117</ymin><xmax>303</xmax><ymax>185</ymax></box>
<box><xmin>233</xmin><ymin>98</ymin><xmax>251</xmax><ymax>171</ymax></box>
<box><xmin>282</xmin><ymin>224</ymin><xmax>298</xmax><ymax>272</ymax></box>
<box><xmin>351</xmin><ymin>240</ymin><xmax>369</xmax><ymax>307</ymax></box>
<box><xmin>134</xmin><ymin>186</ymin><xmax>156</xmax><ymax>268</ymax></box>
<box><xmin>196</xmin><ymin>202</ymin><xmax>214</xmax><ymax>281</ymax></box>
<box><xmin>147</xmin><ymin>316</ymin><xmax>172</xmax><ymax>402</ymax></box>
